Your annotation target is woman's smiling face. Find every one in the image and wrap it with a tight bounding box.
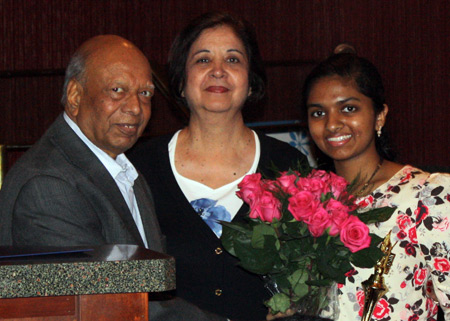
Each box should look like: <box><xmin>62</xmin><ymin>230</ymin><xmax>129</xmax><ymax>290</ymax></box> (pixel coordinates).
<box><xmin>307</xmin><ymin>76</ymin><xmax>385</xmax><ymax>163</ymax></box>
<box><xmin>183</xmin><ymin>24</ymin><xmax>250</xmax><ymax>115</ymax></box>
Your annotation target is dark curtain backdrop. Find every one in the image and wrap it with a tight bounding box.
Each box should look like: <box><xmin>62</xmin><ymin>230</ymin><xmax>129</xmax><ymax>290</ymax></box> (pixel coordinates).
<box><xmin>1</xmin><ymin>0</ymin><xmax>448</xmax><ymax>168</ymax></box>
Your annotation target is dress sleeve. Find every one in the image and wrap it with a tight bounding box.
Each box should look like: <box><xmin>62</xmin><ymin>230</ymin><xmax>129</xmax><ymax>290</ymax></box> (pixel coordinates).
<box><xmin>418</xmin><ymin>173</ymin><xmax>450</xmax><ymax>317</ymax></box>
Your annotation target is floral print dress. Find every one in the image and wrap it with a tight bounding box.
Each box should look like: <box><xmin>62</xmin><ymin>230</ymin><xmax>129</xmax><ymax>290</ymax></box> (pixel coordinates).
<box><xmin>336</xmin><ymin>166</ymin><xmax>450</xmax><ymax>321</ymax></box>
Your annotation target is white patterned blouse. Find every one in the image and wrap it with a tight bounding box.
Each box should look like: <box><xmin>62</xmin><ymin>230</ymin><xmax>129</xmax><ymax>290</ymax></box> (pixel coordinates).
<box><xmin>335</xmin><ymin>166</ymin><xmax>450</xmax><ymax>321</ymax></box>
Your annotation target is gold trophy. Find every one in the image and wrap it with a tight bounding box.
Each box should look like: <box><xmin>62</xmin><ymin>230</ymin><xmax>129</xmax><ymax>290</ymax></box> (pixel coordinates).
<box><xmin>361</xmin><ymin>231</ymin><xmax>396</xmax><ymax>321</ymax></box>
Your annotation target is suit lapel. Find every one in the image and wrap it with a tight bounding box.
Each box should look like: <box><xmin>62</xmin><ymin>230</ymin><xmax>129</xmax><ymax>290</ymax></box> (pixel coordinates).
<box><xmin>134</xmin><ymin>176</ymin><xmax>164</xmax><ymax>252</ymax></box>
<box><xmin>49</xmin><ymin>114</ymin><xmax>144</xmax><ymax>245</ymax></box>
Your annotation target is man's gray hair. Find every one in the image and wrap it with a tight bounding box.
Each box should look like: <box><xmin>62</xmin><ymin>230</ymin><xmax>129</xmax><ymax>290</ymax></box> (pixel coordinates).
<box><xmin>60</xmin><ymin>50</ymin><xmax>87</xmax><ymax>106</ymax></box>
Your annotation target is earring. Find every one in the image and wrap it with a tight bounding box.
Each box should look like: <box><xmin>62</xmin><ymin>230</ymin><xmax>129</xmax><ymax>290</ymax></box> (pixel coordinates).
<box><xmin>377</xmin><ymin>127</ymin><xmax>382</xmax><ymax>138</ymax></box>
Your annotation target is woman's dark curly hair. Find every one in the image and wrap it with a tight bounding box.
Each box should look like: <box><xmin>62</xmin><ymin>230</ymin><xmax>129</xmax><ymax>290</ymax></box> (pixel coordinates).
<box><xmin>302</xmin><ymin>47</ymin><xmax>396</xmax><ymax>161</ymax></box>
<box><xmin>168</xmin><ymin>11</ymin><xmax>266</xmax><ymax>106</ymax></box>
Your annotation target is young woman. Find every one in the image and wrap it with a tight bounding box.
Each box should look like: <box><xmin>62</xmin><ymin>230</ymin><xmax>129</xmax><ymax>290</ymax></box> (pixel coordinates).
<box><xmin>303</xmin><ymin>48</ymin><xmax>450</xmax><ymax>321</ymax></box>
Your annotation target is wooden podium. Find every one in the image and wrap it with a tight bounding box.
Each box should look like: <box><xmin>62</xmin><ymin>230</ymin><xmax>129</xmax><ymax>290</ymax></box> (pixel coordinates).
<box><xmin>0</xmin><ymin>245</ymin><xmax>175</xmax><ymax>320</ymax></box>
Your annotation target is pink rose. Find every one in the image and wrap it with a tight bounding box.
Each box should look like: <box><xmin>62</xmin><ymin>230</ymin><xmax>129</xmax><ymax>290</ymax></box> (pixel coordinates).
<box><xmin>307</xmin><ymin>207</ymin><xmax>331</xmax><ymax>237</ymax></box>
<box><xmin>426</xmin><ymin>297</ymin><xmax>439</xmax><ymax>316</ymax></box>
<box><xmin>414</xmin><ymin>268</ymin><xmax>427</xmax><ymax>286</ymax></box>
<box><xmin>397</xmin><ymin>229</ymin><xmax>407</xmax><ymax>239</ymax></box>
<box><xmin>261</xmin><ymin>178</ymin><xmax>278</xmax><ymax>192</ymax></box>
<box><xmin>237</xmin><ymin>173</ymin><xmax>263</xmax><ymax>206</ymax></box>
<box><xmin>356</xmin><ymin>290</ymin><xmax>365</xmax><ymax>316</ymax></box>
<box><xmin>288</xmin><ymin>190</ymin><xmax>320</xmax><ymax>222</ymax></box>
<box><xmin>328</xmin><ymin>171</ymin><xmax>349</xmax><ymax>199</ymax></box>
<box><xmin>397</xmin><ymin>213</ymin><xmax>412</xmax><ymax>230</ymax></box>
<box><xmin>355</xmin><ymin>195</ymin><xmax>374</xmax><ymax>209</ymax></box>
<box><xmin>308</xmin><ymin>170</ymin><xmax>334</xmax><ymax>192</ymax></box>
<box><xmin>342</xmin><ymin>192</ymin><xmax>358</xmax><ymax>212</ymax></box>
<box><xmin>297</xmin><ymin>177</ymin><xmax>328</xmax><ymax>197</ymax></box>
<box><xmin>345</xmin><ymin>268</ymin><xmax>357</xmax><ymax>278</ymax></box>
<box><xmin>326</xmin><ymin>199</ymin><xmax>350</xmax><ymax>236</ymax></box>
<box><xmin>433</xmin><ymin>217</ymin><xmax>450</xmax><ymax>231</ymax></box>
<box><xmin>415</xmin><ymin>201</ymin><xmax>429</xmax><ymax>224</ymax></box>
<box><xmin>249</xmin><ymin>190</ymin><xmax>281</xmax><ymax>222</ymax></box>
<box><xmin>310</xmin><ymin>177</ymin><xmax>329</xmax><ymax>196</ymax></box>
<box><xmin>276</xmin><ymin>172</ymin><xmax>299</xmax><ymax>195</ymax></box>
<box><xmin>399</xmin><ymin>167</ymin><xmax>413</xmax><ymax>184</ymax></box>
<box><xmin>372</xmin><ymin>298</ymin><xmax>391</xmax><ymax>319</ymax></box>
<box><xmin>308</xmin><ymin>169</ymin><xmax>330</xmax><ymax>181</ymax></box>
<box><xmin>404</xmin><ymin>242</ymin><xmax>417</xmax><ymax>256</ymax></box>
<box><xmin>434</xmin><ymin>257</ymin><xmax>450</xmax><ymax>272</ymax></box>
<box><xmin>408</xmin><ymin>227</ymin><xmax>418</xmax><ymax>244</ymax></box>
<box><xmin>340</xmin><ymin>215</ymin><xmax>371</xmax><ymax>253</ymax></box>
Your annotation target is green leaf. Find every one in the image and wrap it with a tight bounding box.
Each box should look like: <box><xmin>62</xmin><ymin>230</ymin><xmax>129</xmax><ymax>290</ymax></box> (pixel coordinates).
<box><xmin>307</xmin><ymin>278</ymin><xmax>333</xmax><ymax>287</ymax></box>
<box><xmin>358</xmin><ymin>206</ymin><xmax>396</xmax><ymax>224</ymax></box>
<box><xmin>220</xmin><ymin>222</ymin><xmax>252</xmax><ymax>248</ymax></box>
<box><xmin>251</xmin><ymin>224</ymin><xmax>278</xmax><ymax>249</ymax></box>
<box><xmin>270</xmin><ymin>274</ymin><xmax>292</xmax><ymax>294</ymax></box>
<box><xmin>369</xmin><ymin>233</ymin><xmax>384</xmax><ymax>247</ymax></box>
<box><xmin>288</xmin><ymin>269</ymin><xmax>309</xmax><ymax>298</ymax></box>
<box><xmin>220</xmin><ymin>221</ymin><xmax>254</xmax><ymax>257</ymax></box>
<box><xmin>350</xmin><ymin>246</ymin><xmax>383</xmax><ymax>268</ymax></box>
<box><xmin>282</xmin><ymin>218</ymin><xmax>305</xmax><ymax>236</ymax></box>
<box><xmin>316</xmin><ymin>243</ymin><xmax>352</xmax><ymax>284</ymax></box>
<box><xmin>280</xmin><ymin>238</ymin><xmax>311</xmax><ymax>262</ymax></box>
<box><xmin>234</xmin><ymin>235</ymin><xmax>280</xmax><ymax>274</ymax></box>
<box><xmin>220</xmin><ymin>220</ymin><xmax>252</xmax><ymax>234</ymax></box>
<box><xmin>320</xmin><ymin>192</ymin><xmax>333</xmax><ymax>203</ymax></box>
<box><xmin>266</xmin><ymin>293</ymin><xmax>291</xmax><ymax>314</ymax></box>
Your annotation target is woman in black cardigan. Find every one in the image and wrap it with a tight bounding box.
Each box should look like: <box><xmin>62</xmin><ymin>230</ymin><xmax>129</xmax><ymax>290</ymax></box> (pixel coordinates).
<box><xmin>129</xmin><ymin>12</ymin><xmax>306</xmax><ymax>320</ymax></box>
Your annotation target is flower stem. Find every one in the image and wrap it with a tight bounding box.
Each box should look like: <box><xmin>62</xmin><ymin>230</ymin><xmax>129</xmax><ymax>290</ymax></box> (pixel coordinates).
<box><xmin>274</xmin><ymin>226</ymin><xmax>282</xmax><ymax>238</ymax></box>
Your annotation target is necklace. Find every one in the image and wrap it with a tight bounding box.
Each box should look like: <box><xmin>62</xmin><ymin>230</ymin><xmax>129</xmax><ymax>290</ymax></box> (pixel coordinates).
<box><xmin>356</xmin><ymin>158</ymin><xmax>384</xmax><ymax>196</ymax></box>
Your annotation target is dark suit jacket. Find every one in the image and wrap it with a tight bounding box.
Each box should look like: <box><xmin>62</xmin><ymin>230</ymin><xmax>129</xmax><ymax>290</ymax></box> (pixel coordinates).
<box><xmin>0</xmin><ymin>114</ymin><xmax>163</xmax><ymax>250</ymax></box>
<box><xmin>0</xmin><ymin>114</ymin><xmax>227</xmax><ymax>321</ymax></box>
<box><xmin>128</xmin><ymin>132</ymin><xmax>308</xmax><ymax>320</ymax></box>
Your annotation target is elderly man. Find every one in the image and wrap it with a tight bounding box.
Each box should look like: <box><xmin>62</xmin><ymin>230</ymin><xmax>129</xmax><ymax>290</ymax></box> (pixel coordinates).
<box><xmin>0</xmin><ymin>35</ymin><xmax>224</xmax><ymax>321</ymax></box>
<box><xmin>0</xmin><ymin>35</ymin><xmax>160</xmax><ymax>248</ymax></box>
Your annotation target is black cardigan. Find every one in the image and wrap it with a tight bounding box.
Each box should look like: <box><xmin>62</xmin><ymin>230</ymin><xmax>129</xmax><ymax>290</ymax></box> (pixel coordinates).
<box><xmin>128</xmin><ymin>132</ymin><xmax>307</xmax><ymax>320</ymax></box>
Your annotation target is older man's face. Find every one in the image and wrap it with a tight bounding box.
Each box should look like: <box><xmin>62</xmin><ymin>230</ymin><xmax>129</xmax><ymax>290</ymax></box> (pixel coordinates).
<box><xmin>72</xmin><ymin>46</ymin><xmax>154</xmax><ymax>159</ymax></box>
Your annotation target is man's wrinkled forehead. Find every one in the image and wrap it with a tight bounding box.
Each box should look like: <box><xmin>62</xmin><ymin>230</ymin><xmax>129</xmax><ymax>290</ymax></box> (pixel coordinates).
<box><xmin>84</xmin><ymin>44</ymin><xmax>152</xmax><ymax>84</ymax></box>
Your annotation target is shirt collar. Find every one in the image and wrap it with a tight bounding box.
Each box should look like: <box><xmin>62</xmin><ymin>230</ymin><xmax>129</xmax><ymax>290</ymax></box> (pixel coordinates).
<box><xmin>63</xmin><ymin>112</ymin><xmax>138</xmax><ymax>182</ymax></box>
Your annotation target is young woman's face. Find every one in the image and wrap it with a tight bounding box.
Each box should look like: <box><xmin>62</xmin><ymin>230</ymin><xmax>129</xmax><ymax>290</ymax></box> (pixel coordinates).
<box><xmin>307</xmin><ymin>76</ymin><xmax>386</xmax><ymax>163</ymax></box>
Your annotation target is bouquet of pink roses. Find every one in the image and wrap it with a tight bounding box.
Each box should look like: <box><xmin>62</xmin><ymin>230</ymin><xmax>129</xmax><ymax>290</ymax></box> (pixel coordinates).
<box><xmin>221</xmin><ymin>167</ymin><xmax>395</xmax><ymax>316</ymax></box>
